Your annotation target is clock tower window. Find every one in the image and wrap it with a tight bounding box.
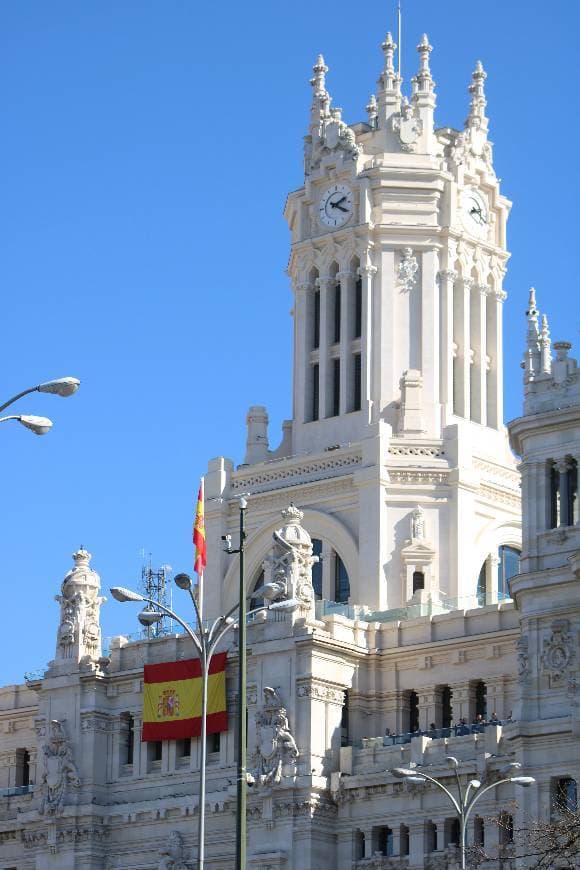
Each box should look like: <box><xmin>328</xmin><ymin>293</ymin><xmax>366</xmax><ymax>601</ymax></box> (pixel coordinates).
<box><xmin>354</xmin><ymin>275</ymin><xmax>362</xmax><ymax>339</ymax></box>
<box><xmin>332</xmin><ymin>358</ymin><xmax>340</xmax><ymax>417</ymax></box>
<box><xmin>313</xmin><ymin>288</ymin><xmax>321</xmax><ymax>349</ymax></box>
<box><xmin>352</xmin><ymin>353</ymin><xmax>362</xmax><ymax>412</ymax></box>
<box><xmin>333</xmin><ymin>282</ymin><xmax>341</xmax><ymax>343</ymax></box>
<box><xmin>311</xmin><ymin>363</ymin><xmax>320</xmax><ymax>422</ymax></box>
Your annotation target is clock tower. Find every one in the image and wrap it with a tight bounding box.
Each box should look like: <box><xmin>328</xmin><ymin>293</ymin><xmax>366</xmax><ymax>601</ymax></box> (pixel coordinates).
<box><xmin>204</xmin><ymin>30</ymin><xmax>521</xmax><ymax>618</ymax></box>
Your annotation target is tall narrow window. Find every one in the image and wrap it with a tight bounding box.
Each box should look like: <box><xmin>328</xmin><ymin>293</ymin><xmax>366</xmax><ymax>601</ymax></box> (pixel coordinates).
<box><xmin>408</xmin><ymin>690</ymin><xmax>419</xmax><ymax>733</ymax></box>
<box><xmin>550</xmin><ymin>462</ymin><xmax>560</xmax><ymax>528</ymax></box>
<box><xmin>312</xmin><ymin>364</ymin><xmax>319</xmax><ymax>422</ymax></box>
<box><xmin>475</xmin><ymin>680</ymin><xmax>487</xmax><ymax>719</ymax></box>
<box><xmin>354</xmin><ymin>276</ymin><xmax>362</xmax><ymax>338</ymax></box>
<box><xmin>412</xmin><ymin>571</ymin><xmax>425</xmax><ymax>593</ymax></box>
<box><xmin>341</xmin><ymin>691</ymin><xmax>349</xmax><ymax>747</ymax></box>
<box><xmin>332</xmin><ymin>359</ymin><xmax>340</xmax><ymax>417</ymax></box>
<box><xmin>497</xmin><ymin>545</ymin><xmax>520</xmax><ymax>598</ymax></box>
<box><xmin>334</xmin><ymin>554</ymin><xmax>350</xmax><ymax>603</ymax></box>
<box><xmin>400</xmin><ymin>824</ymin><xmax>410</xmax><ymax>856</ymax></box>
<box><xmin>353</xmin><ymin>353</ymin><xmax>362</xmax><ymax>411</ymax></box>
<box><xmin>311</xmin><ymin>539</ymin><xmax>323</xmax><ymax>599</ymax></box>
<box><xmin>313</xmin><ymin>289</ymin><xmax>320</xmax><ymax>349</ymax></box>
<box><xmin>120</xmin><ymin>713</ymin><xmax>134</xmax><ymax>766</ymax></box>
<box><xmin>334</xmin><ymin>283</ymin><xmax>341</xmax><ymax>343</ymax></box>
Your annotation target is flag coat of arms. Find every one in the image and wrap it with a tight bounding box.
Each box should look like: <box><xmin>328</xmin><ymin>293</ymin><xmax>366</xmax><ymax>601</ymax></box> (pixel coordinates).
<box><xmin>142</xmin><ymin>652</ymin><xmax>227</xmax><ymax>741</ymax></box>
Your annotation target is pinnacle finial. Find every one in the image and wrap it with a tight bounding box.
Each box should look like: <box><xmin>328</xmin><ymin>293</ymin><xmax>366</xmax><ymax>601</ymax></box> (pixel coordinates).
<box><xmin>540</xmin><ymin>313</ymin><xmax>552</xmax><ymax>374</ymax></box>
<box><xmin>523</xmin><ymin>287</ymin><xmax>541</xmax><ymax>384</ymax></box>
<box><xmin>309</xmin><ymin>53</ymin><xmax>331</xmax><ymax>129</ymax></box>
<box><xmin>413</xmin><ymin>32</ymin><xmax>434</xmax><ymax>98</ymax></box>
<box><xmin>465</xmin><ymin>59</ymin><xmax>488</xmax><ymax>132</ymax></box>
<box><xmin>310</xmin><ymin>54</ymin><xmax>328</xmax><ymax>96</ymax></box>
<box><xmin>366</xmin><ymin>94</ymin><xmax>378</xmax><ymax>127</ymax></box>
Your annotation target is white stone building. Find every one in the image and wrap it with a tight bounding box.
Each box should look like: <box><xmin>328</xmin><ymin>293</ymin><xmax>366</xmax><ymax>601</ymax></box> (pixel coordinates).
<box><xmin>1</xmin><ymin>24</ymin><xmax>579</xmax><ymax>870</ymax></box>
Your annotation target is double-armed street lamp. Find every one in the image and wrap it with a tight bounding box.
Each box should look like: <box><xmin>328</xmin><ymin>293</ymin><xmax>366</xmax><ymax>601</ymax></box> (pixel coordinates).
<box><xmin>110</xmin><ymin>540</ymin><xmax>297</xmax><ymax>870</ymax></box>
<box><xmin>0</xmin><ymin>377</ymin><xmax>80</xmax><ymax>435</ymax></box>
<box><xmin>390</xmin><ymin>756</ymin><xmax>535</xmax><ymax>869</ymax></box>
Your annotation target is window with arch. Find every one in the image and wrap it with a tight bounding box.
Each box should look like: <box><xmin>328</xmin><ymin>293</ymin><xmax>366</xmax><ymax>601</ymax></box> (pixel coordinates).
<box><xmin>553</xmin><ymin>777</ymin><xmax>578</xmax><ymax>814</ymax></box>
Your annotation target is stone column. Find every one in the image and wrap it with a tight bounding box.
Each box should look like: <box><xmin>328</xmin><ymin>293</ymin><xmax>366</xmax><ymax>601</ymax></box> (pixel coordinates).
<box><xmin>451</xmin><ymin>681</ymin><xmax>475</xmax><ymax>723</ymax></box>
<box><xmin>359</xmin><ymin>263</ymin><xmax>377</xmax><ymax>422</ymax></box>
<box><xmin>557</xmin><ymin>458</ymin><xmax>572</xmax><ymax>526</ymax></box>
<box><xmin>458</xmin><ymin>277</ymin><xmax>472</xmax><ymax>419</ymax></box>
<box><xmin>471</xmin><ymin>284</ymin><xmax>487</xmax><ymax>425</ymax></box>
<box><xmin>437</xmin><ymin>269</ymin><xmax>456</xmax><ymax>421</ymax></box>
<box><xmin>321</xmin><ymin>541</ymin><xmax>333</xmax><ymax>601</ymax></box>
<box><xmin>418</xmin><ymin>687</ymin><xmax>441</xmax><ymax>730</ymax></box>
<box><xmin>337</xmin><ymin>270</ymin><xmax>351</xmax><ymax>415</ymax></box>
<box><xmin>486</xmin><ymin>288</ymin><xmax>505</xmax><ymax>429</ymax></box>
<box><xmin>408</xmin><ymin>820</ymin><xmax>426</xmax><ymax>868</ymax></box>
<box><xmin>316</xmin><ymin>276</ymin><xmax>333</xmax><ymax>420</ymax></box>
<box><xmin>421</xmin><ymin>249</ymin><xmax>440</xmax><ymax>432</ymax></box>
<box><xmin>486</xmin><ymin>554</ymin><xmax>499</xmax><ymax>604</ymax></box>
<box><xmin>294</xmin><ymin>281</ymin><xmax>310</xmax><ymax>424</ymax></box>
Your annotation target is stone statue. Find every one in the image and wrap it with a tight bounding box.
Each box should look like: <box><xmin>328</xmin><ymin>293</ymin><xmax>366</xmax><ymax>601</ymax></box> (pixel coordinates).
<box><xmin>38</xmin><ymin>719</ymin><xmax>81</xmax><ymax>816</ymax></box>
<box><xmin>261</xmin><ymin>504</ymin><xmax>317</xmax><ymax>621</ymax></box>
<box><xmin>252</xmin><ymin>687</ymin><xmax>299</xmax><ymax>786</ymax></box>
<box><xmin>411</xmin><ymin>505</ymin><xmax>426</xmax><ymax>540</ymax></box>
<box><xmin>54</xmin><ymin>549</ymin><xmax>105</xmax><ymax>667</ymax></box>
<box><xmin>158</xmin><ymin>831</ymin><xmax>188</xmax><ymax>870</ymax></box>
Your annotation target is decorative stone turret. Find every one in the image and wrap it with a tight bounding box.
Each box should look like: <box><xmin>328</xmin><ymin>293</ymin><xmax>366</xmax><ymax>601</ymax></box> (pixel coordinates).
<box><xmin>465</xmin><ymin>60</ymin><xmax>488</xmax><ymax>134</ymax></box>
<box><xmin>411</xmin><ymin>34</ymin><xmax>436</xmax><ymax>152</ymax></box>
<box><xmin>244</xmin><ymin>405</ymin><xmax>270</xmax><ymax>464</ymax></box>
<box><xmin>50</xmin><ymin>548</ymin><xmax>105</xmax><ymax>674</ymax></box>
<box><xmin>376</xmin><ymin>31</ymin><xmax>401</xmax><ymax>127</ymax></box>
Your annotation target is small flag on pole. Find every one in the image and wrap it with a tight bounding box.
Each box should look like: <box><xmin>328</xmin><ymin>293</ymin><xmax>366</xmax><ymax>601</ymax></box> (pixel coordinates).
<box><xmin>193</xmin><ymin>479</ymin><xmax>207</xmax><ymax>575</ymax></box>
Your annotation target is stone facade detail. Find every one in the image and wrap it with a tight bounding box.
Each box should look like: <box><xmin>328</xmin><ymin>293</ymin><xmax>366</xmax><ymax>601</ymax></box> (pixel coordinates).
<box><xmin>252</xmin><ymin>688</ymin><xmax>299</xmax><ymax>787</ymax></box>
<box><xmin>38</xmin><ymin>719</ymin><xmax>80</xmax><ymax>816</ymax></box>
<box><xmin>157</xmin><ymin>831</ymin><xmax>188</xmax><ymax>869</ymax></box>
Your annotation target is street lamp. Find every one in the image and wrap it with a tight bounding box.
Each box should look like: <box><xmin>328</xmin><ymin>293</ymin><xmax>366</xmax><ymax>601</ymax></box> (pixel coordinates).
<box><xmin>110</xmin><ymin>571</ymin><xmax>295</xmax><ymax>870</ymax></box>
<box><xmin>0</xmin><ymin>376</ymin><xmax>80</xmax><ymax>435</ymax></box>
<box><xmin>390</xmin><ymin>756</ymin><xmax>535</xmax><ymax>869</ymax></box>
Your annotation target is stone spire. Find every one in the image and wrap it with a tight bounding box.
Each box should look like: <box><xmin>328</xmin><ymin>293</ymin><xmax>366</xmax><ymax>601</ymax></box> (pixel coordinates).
<box><xmin>309</xmin><ymin>54</ymin><xmax>331</xmax><ymax>132</ymax></box>
<box><xmin>465</xmin><ymin>60</ymin><xmax>489</xmax><ymax>134</ymax></box>
<box><xmin>366</xmin><ymin>94</ymin><xmax>378</xmax><ymax>128</ymax></box>
<box><xmin>523</xmin><ymin>287</ymin><xmax>541</xmax><ymax>384</ymax></box>
<box><xmin>377</xmin><ymin>32</ymin><xmax>401</xmax><ymax>127</ymax></box>
<box><xmin>410</xmin><ymin>34</ymin><xmax>436</xmax><ymax>151</ymax></box>
<box><xmin>50</xmin><ymin>548</ymin><xmax>106</xmax><ymax>674</ymax></box>
<box><xmin>540</xmin><ymin>313</ymin><xmax>552</xmax><ymax>375</ymax></box>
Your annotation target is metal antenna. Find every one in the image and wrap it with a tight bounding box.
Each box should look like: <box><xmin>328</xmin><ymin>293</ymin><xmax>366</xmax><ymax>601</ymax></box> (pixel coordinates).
<box><xmin>397</xmin><ymin>0</ymin><xmax>402</xmax><ymax>80</ymax></box>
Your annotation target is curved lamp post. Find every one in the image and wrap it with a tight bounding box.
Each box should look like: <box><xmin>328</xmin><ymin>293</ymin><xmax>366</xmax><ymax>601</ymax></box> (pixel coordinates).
<box><xmin>390</xmin><ymin>756</ymin><xmax>535</xmax><ymax>869</ymax></box>
<box><xmin>110</xmin><ymin>574</ymin><xmax>296</xmax><ymax>870</ymax></box>
<box><xmin>0</xmin><ymin>377</ymin><xmax>80</xmax><ymax>435</ymax></box>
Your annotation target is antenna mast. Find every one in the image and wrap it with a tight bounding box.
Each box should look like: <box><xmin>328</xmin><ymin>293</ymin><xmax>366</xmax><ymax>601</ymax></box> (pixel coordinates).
<box><xmin>397</xmin><ymin>0</ymin><xmax>402</xmax><ymax>80</ymax></box>
<box><xmin>140</xmin><ymin>556</ymin><xmax>173</xmax><ymax>639</ymax></box>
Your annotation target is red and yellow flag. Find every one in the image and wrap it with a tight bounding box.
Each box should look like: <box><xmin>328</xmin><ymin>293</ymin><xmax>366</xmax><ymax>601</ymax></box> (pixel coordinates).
<box><xmin>193</xmin><ymin>480</ymin><xmax>206</xmax><ymax>576</ymax></box>
<box><xmin>142</xmin><ymin>653</ymin><xmax>228</xmax><ymax>741</ymax></box>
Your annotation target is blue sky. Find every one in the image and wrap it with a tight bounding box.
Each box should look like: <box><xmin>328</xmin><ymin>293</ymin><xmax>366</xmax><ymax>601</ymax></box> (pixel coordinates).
<box><xmin>0</xmin><ymin>1</ymin><xmax>577</xmax><ymax>685</ymax></box>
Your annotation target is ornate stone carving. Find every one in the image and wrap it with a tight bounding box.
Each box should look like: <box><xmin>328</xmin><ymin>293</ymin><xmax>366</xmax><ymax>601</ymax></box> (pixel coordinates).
<box><xmin>397</xmin><ymin>247</ymin><xmax>419</xmax><ymax>292</ymax></box>
<box><xmin>392</xmin><ymin>98</ymin><xmax>423</xmax><ymax>152</ymax></box>
<box><xmin>38</xmin><ymin>719</ymin><xmax>81</xmax><ymax>816</ymax></box>
<box><xmin>308</xmin><ymin>100</ymin><xmax>360</xmax><ymax>171</ymax></box>
<box><xmin>261</xmin><ymin>504</ymin><xmax>318</xmax><ymax>620</ymax></box>
<box><xmin>411</xmin><ymin>505</ymin><xmax>426</xmax><ymax>540</ymax></box>
<box><xmin>54</xmin><ymin>549</ymin><xmax>105</xmax><ymax>665</ymax></box>
<box><xmin>158</xmin><ymin>830</ymin><xmax>188</xmax><ymax>870</ymax></box>
<box><xmin>296</xmin><ymin>680</ymin><xmax>345</xmax><ymax>706</ymax></box>
<box><xmin>516</xmin><ymin>635</ymin><xmax>529</xmax><ymax>682</ymax></box>
<box><xmin>541</xmin><ymin>619</ymin><xmax>574</xmax><ymax>682</ymax></box>
<box><xmin>252</xmin><ymin>687</ymin><xmax>299</xmax><ymax>787</ymax></box>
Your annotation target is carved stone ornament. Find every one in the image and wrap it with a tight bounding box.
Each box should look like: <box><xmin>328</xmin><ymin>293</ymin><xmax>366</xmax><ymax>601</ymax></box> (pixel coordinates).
<box><xmin>308</xmin><ymin>106</ymin><xmax>360</xmax><ymax>172</ymax></box>
<box><xmin>411</xmin><ymin>505</ymin><xmax>426</xmax><ymax>540</ymax></box>
<box><xmin>38</xmin><ymin>719</ymin><xmax>81</xmax><ymax>816</ymax></box>
<box><xmin>541</xmin><ymin>619</ymin><xmax>574</xmax><ymax>682</ymax></box>
<box><xmin>397</xmin><ymin>248</ymin><xmax>419</xmax><ymax>292</ymax></box>
<box><xmin>55</xmin><ymin>549</ymin><xmax>105</xmax><ymax>664</ymax></box>
<box><xmin>158</xmin><ymin>830</ymin><xmax>188</xmax><ymax>870</ymax></box>
<box><xmin>392</xmin><ymin>98</ymin><xmax>423</xmax><ymax>152</ymax></box>
<box><xmin>261</xmin><ymin>504</ymin><xmax>317</xmax><ymax>621</ymax></box>
<box><xmin>252</xmin><ymin>687</ymin><xmax>299</xmax><ymax>787</ymax></box>
<box><xmin>516</xmin><ymin>635</ymin><xmax>529</xmax><ymax>682</ymax></box>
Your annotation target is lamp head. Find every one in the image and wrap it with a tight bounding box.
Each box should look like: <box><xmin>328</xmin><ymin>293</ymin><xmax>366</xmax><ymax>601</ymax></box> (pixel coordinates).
<box><xmin>268</xmin><ymin>598</ymin><xmax>300</xmax><ymax>613</ymax></box>
<box><xmin>38</xmin><ymin>377</ymin><xmax>80</xmax><ymax>397</ymax></box>
<box><xmin>469</xmin><ymin>779</ymin><xmax>482</xmax><ymax>789</ymax></box>
<box><xmin>510</xmin><ymin>776</ymin><xmax>535</xmax><ymax>787</ymax></box>
<box><xmin>445</xmin><ymin>756</ymin><xmax>459</xmax><ymax>769</ymax></box>
<box><xmin>390</xmin><ymin>767</ymin><xmax>417</xmax><ymax>779</ymax></box>
<box><xmin>110</xmin><ymin>586</ymin><xmax>144</xmax><ymax>603</ymax></box>
<box><xmin>19</xmin><ymin>415</ymin><xmax>53</xmax><ymax>435</ymax></box>
<box><xmin>138</xmin><ymin>608</ymin><xmax>164</xmax><ymax>627</ymax></box>
<box><xmin>174</xmin><ymin>572</ymin><xmax>193</xmax><ymax>590</ymax></box>
<box><xmin>405</xmin><ymin>775</ymin><xmax>426</xmax><ymax>784</ymax></box>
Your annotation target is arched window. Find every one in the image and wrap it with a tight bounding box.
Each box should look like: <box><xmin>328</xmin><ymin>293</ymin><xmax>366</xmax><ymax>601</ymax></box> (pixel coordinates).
<box><xmin>476</xmin><ymin>562</ymin><xmax>486</xmax><ymax>605</ymax></box>
<box><xmin>334</xmin><ymin>553</ymin><xmax>350</xmax><ymax>603</ymax></box>
<box><xmin>249</xmin><ymin>569</ymin><xmax>265</xmax><ymax>611</ymax></box>
<box><xmin>497</xmin><ymin>545</ymin><xmax>520</xmax><ymax>598</ymax></box>
<box><xmin>554</xmin><ymin>777</ymin><xmax>577</xmax><ymax>813</ymax></box>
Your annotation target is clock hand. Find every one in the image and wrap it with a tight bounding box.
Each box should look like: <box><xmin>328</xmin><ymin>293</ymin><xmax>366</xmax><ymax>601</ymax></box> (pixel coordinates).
<box><xmin>330</xmin><ymin>196</ymin><xmax>347</xmax><ymax>208</ymax></box>
<box><xmin>332</xmin><ymin>204</ymin><xmax>349</xmax><ymax>213</ymax></box>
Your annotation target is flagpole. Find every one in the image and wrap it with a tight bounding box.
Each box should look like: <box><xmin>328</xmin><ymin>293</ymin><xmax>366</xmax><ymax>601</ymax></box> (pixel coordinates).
<box><xmin>198</xmin><ymin>478</ymin><xmax>205</xmax><ymax>625</ymax></box>
<box><xmin>235</xmin><ymin>496</ymin><xmax>248</xmax><ymax>870</ymax></box>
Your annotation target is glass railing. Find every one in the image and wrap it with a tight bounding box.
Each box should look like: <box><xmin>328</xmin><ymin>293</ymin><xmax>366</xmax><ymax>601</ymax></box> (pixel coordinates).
<box><xmin>0</xmin><ymin>785</ymin><xmax>34</xmax><ymax>797</ymax></box>
<box><xmin>316</xmin><ymin>592</ymin><xmax>511</xmax><ymax>624</ymax></box>
<box><xmin>347</xmin><ymin>719</ymin><xmax>515</xmax><ymax>749</ymax></box>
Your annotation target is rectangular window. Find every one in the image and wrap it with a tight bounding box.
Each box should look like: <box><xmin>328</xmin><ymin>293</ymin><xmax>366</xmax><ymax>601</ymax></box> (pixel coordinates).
<box><xmin>177</xmin><ymin>737</ymin><xmax>191</xmax><ymax>758</ymax></box>
<box><xmin>332</xmin><ymin>359</ymin><xmax>340</xmax><ymax>417</ymax></box>
<box><xmin>334</xmin><ymin>283</ymin><xmax>341</xmax><ymax>343</ymax></box>
<box><xmin>353</xmin><ymin>353</ymin><xmax>362</xmax><ymax>411</ymax></box>
<box><xmin>208</xmin><ymin>732</ymin><xmax>220</xmax><ymax>754</ymax></box>
<box><xmin>354</xmin><ymin>276</ymin><xmax>362</xmax><ymax>338</ymax></box>
<box><xmin>313</xmin><ymin>289</ymin><xmax>320</xmax><ymax>349</ymax></box>
<box><xmin>312</xmin><ymin>364</ymin><xmax>319</xmax><ymax>421</ymax></box>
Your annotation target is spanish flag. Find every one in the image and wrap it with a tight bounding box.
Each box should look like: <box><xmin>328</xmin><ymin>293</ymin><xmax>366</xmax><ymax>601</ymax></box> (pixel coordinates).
<box><xmin>142</xmin><ymin>653</ymin><xmax>228</xmax><ymax>741</ymax></box>
<box><xmin>193</xmin><ymin>480</ymin><xmax>206</xmax><ymax>576</ymax></box>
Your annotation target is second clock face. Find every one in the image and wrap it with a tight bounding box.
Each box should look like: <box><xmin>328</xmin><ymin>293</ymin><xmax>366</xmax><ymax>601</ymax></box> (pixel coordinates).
<box><xmin>462</xmin><ymin>187</ymin><xmax>489</xmax><ymax>237</ymax></box>
<box><xmin>319</xmin><ymin>184</ymin><xmax>353</xmax><ymax>228</ymax></box>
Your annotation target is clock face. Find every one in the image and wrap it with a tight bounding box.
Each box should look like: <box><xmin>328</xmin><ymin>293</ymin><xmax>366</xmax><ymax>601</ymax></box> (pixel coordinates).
<box><xmin>318</xmin><ymin>184</ymin><xmax>354</xmax><ymax>228</ymax></box>
<box><xmin>462</xmin><ymin>188</ymin><xmax>489</xmax><ymax>237</ymax></box>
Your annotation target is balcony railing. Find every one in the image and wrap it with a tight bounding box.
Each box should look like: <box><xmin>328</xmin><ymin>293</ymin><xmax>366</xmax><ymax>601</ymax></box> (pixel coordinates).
<box><xmin>0</xmin><ymin>784</ymin><xmax>34</xmax><ymax>797</ymax></box>
<box><xmin>349</xmin><ymin>719</ymin><xmax>515</xmax><ymax>749</ymax></box>
<box><xmin>316</xmin><ymin>592</ymin><xmax>511</xmax><ymax>624</ymax></box>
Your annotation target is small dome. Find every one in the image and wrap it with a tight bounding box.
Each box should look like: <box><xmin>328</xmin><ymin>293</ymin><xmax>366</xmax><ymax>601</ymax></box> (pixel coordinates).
<box><xmin>277</xmin><ymin>504</ymin><xmax>312</xmax><ymax>549</ymax></box>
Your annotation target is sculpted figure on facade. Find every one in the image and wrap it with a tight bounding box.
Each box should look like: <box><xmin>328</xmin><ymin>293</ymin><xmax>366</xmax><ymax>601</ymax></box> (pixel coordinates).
<box><xmin>541</xmin><ymin>618</ymin><xmax>574</xmax><ymax>684</ymax></box>
<box><xmin>158</xmin><ymin>830</ymin><xmax>188</xmax><ymax>870</ymax></box>
<box><xmin>398</xmin><ymin>247</ymin><xmax>419</xmax><ymax>292</ymax></box>
<box><xmin>55</xmin><ymin>548</ymin><xmax>105</xmax><ymax>665</ymax></box>
<box><xmin>262</xmin><ymin>504</ymin><xmax>317</xmax><ymax>620</ymax></box>
<box><xmin>252</xmin><ymin>687</ymin><xmax>299</xmax><ymax>786</ymax></box>
<box><xmin>38</xmin><ymin>719</ymin><xmax>80</xmax><ymax>816</ymax></box>
<box><xmin>411</xmin><ymin>505</ymin><xmax>426</xmax><ymax>540</ymax></box>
